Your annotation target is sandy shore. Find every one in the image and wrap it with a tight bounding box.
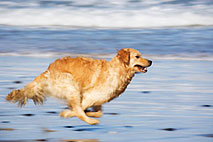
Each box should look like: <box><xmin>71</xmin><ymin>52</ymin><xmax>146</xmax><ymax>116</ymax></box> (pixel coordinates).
<box><xmin>0</xmin><ymin>56</ymin><xmax>213</xmax><ymax>142</ymax></box>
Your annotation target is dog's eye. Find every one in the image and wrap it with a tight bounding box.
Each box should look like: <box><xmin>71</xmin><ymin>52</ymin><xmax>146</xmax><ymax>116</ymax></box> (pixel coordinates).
<box><xmin>135</xmin><ymin>56</ymin><xmax>140</xmax><ymax>59</ymax></box>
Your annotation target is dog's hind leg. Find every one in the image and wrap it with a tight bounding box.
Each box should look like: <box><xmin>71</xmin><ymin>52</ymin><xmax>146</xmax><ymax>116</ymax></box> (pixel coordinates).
<box><xmin>59</xmin><ymin>109</ymin><xmax>75</xmax><ymax>118</ymax></box>
<box><xmin>86</xmin><ymin>105</ymin><xmax>103</xmax><ymax>118</ymax></box>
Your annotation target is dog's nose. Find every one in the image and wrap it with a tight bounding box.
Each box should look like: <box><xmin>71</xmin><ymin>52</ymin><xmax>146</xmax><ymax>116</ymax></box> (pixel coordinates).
<box><xmin>148</xmin><ymin>60</ymin><xmax>152</xmax><ymax>66</ymax></box>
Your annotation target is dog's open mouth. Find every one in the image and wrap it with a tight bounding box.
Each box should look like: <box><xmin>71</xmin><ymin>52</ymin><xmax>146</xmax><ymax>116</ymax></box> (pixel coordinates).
<box><xmin>134</xmin><ymin>65</ymin><xmax>148</xmax><ymax>73</ymax></box>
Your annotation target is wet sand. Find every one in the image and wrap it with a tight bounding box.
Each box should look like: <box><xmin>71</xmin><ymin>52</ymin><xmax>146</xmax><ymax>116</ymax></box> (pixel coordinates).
<box><xmin>0</xmin><ymin>56</ymin><xmax>213</xmax><ymax>142</ymax></box>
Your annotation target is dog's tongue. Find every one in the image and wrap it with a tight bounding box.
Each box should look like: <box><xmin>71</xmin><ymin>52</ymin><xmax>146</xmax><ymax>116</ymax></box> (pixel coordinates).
<box><xmin>140</xmin><ymin>67</ymin><xmax>147</xmax><ymax>73</ymax></box>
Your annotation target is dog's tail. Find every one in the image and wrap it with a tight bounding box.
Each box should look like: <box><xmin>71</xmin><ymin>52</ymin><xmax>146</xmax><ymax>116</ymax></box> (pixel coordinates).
<box><xmin>6</xmin><ymin>71</ymin><xmax>48</xmax><ymax>107</ymax></box>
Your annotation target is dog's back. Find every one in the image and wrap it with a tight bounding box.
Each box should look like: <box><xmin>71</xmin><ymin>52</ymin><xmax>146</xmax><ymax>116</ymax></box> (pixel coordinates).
<box><xmin>48</xmin><ymin>56</ymin><xmax>106</xmax><ymax>91</ymax></box>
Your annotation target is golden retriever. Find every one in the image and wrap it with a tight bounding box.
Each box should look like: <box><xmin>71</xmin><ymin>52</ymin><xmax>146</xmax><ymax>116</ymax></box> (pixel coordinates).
<box><xmin>6</xmin><ymin>48</ymin><xmax>152</xmax><ymax>125</ymax></box>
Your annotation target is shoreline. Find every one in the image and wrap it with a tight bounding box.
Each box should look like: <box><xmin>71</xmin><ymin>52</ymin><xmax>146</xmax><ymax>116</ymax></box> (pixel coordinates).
<box><xmin>0</xmin><ymin>55</ymin><xmax>212</xmax><ymax>141</ymax></box>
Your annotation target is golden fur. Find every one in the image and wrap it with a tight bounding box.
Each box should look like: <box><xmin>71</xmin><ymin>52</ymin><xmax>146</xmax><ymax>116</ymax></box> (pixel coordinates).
<box><xmin>6</xmin><ymin>48</ymin><xmax>152</xmax><ymax>125</ymax></box>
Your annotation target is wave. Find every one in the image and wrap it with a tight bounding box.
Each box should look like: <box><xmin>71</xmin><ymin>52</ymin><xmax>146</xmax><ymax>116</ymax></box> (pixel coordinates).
<box><xmin>1</xmin><ymin>52</ymin><xmax>213</xmax><ymax>61</ymax></box>
<box><xmin>0</xmin><ymin>0</ymin><xmax>213</xmax><ymax>28</ymax></box>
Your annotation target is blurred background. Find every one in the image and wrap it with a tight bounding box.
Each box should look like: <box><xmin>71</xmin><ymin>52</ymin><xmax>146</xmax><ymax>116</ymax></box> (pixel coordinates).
<box><xmin>0</xmin><ymin>0</ymin><xmax>213</xmax><ymax>57</ymax></box>
<box><xmin>0</xmin><ymin>0</ymin><xmax>213</xmax><ymax>142</ymax></box>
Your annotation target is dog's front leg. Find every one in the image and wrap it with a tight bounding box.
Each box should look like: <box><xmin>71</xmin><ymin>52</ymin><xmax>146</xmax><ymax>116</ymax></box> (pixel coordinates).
<box><xmin>65</xmin><ymin>96</ymin><xmax>99</xmax><ymax>125</ymax></box>
<box><xmin>74</xmin><ymin>105</ymin><xmax>99</xmax><ymax>125</ymax></box>
<box><xmin>86</xmin><ymin>105</ymin><xmax>103</xmax><ymax>118</ymax></box>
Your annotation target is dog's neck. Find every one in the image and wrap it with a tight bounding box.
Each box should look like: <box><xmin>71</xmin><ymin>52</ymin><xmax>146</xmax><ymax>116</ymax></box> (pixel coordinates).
<box><xmin>110</xmin><ymin>56</ymin><xmax>135</xmax><ymax>77</ymax></box>
<box><xmin>99</xmin><ymin>57</ymin><xmax>135</xmax><ymax>96</ymax></box>
<box><xmin>109</xmin><ymin>56</ymin><xmax>135</xmax><ymax>94</ymax></box>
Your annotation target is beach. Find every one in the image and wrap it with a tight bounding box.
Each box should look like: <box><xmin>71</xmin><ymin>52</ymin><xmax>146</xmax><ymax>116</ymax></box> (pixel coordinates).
<box><xmin>0</xmin><ymin>0</ymin><xmax>213</xmax><ymax>141</ymax></box>
<box><xmin>0</xmin><ymin>53</ymin><xmax>213</xmax><ymax>142</ymax></box>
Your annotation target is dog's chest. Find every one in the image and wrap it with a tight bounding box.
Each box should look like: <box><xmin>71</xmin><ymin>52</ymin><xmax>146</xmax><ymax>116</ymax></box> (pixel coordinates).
<box><xmin>82</xmin><ymin>72</ymin><xmax>134</xmax><ymax>107</ymax></box>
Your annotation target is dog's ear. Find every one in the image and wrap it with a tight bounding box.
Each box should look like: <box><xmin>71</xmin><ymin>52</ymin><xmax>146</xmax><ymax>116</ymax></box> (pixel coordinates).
<box><xmin>117</xmin><ymin>48</ymin><xmax>130</xmax><ymax>66</ymax></box>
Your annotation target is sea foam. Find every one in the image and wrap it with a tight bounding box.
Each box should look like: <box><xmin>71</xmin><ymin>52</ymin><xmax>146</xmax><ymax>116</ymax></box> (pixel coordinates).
<box><xmin>0</xmin><ymin>0</ymin><xmax>212</xmax><ymax>28</ymax></box>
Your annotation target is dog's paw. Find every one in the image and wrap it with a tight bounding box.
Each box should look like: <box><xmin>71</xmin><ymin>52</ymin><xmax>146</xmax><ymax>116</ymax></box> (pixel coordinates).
<box><xmin>59</xmin><ymin>109</ymin><xmax>75</xmax><ymax>118</ymax></box>
<box><xmin>87</xmin><ymin>118</ymin><xmax>99</xmax><ymax>125</ymax></box>
<box><xmin>86</xmin><ymin>111</ymin><xmax>103</xmax><ymax>118</ymax></box>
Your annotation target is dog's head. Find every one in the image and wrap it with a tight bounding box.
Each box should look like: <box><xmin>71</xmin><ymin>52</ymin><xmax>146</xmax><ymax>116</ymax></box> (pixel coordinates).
<box><xmin>117</xmin><ymin>48</ymin><xmax>152</xmax><ymax>73</ymax></box>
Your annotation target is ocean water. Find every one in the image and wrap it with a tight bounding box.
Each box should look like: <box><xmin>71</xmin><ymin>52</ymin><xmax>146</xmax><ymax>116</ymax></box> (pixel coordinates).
<box><xmin>0</xmin><ymin>0</ymin><xmax>213</xmax><ymax>58</ymax></box>
<box><xmin>0</xmin><ymin>0</ymin><xmax>213</xmax><ymax>59</ymax></box>
<box><xmin>0</xmin><ymin>0</ymin><xmax>213</xmax><ymax>142</ymax></box>
<box><xmin>0</xmin><ymin>0</ymin><xmax>213</xmax><ymax>28</ymax></box>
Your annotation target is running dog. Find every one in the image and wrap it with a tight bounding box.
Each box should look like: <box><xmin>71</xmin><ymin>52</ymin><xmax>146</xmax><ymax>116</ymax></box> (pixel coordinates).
<box><xmin>6</xmin><ymin>48</ymin><xmax>152</xmax><ymax>125</ymax></box>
